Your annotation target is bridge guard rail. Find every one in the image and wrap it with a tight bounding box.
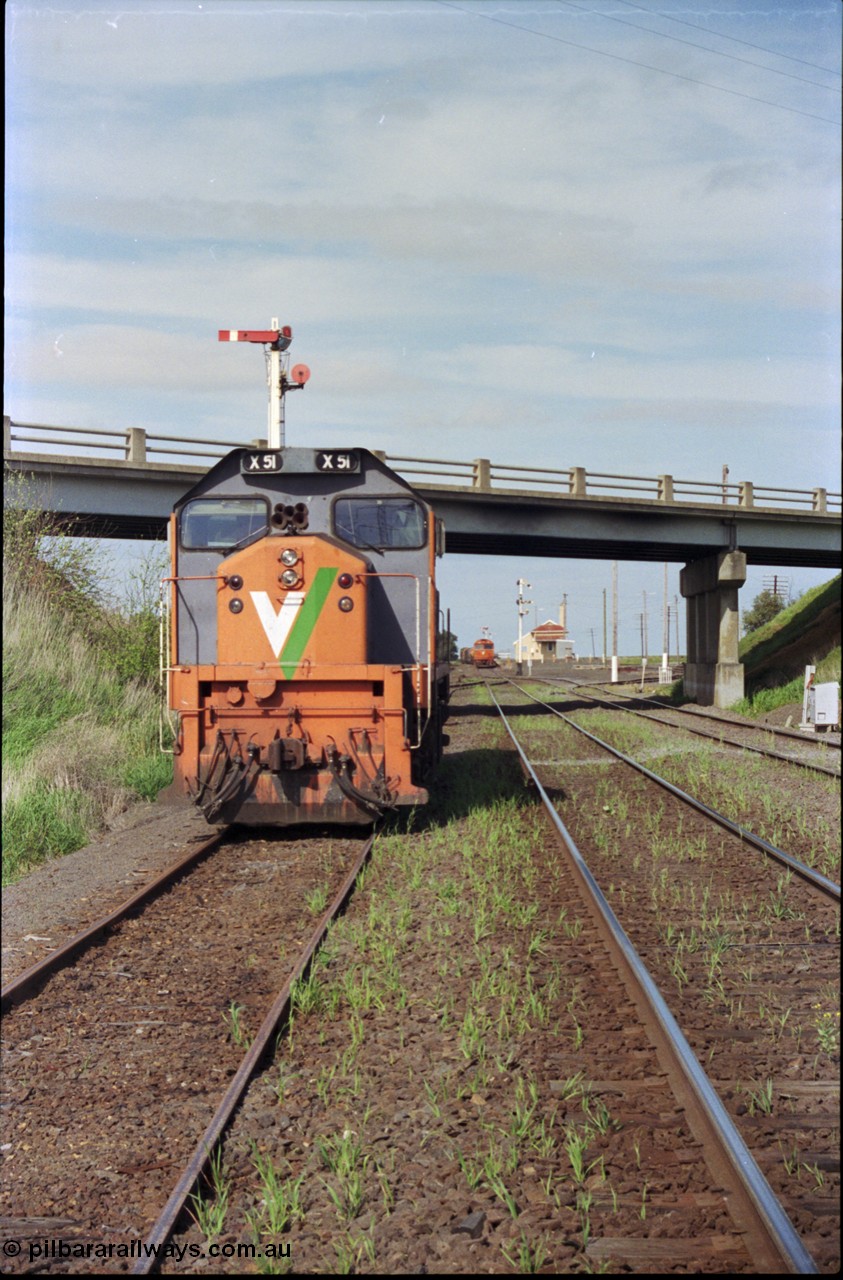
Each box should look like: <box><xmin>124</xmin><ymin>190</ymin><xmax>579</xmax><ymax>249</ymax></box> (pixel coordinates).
<box><xmin>5</xmin><ymin>419</ymin><xmax>841</xmax><ymax>515</ymax></box>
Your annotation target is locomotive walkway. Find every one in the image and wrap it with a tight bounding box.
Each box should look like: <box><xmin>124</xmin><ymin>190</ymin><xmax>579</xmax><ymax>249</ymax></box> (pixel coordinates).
<box><xmin>5</xmin><ymin>417</ymin><xmax>841</xmax><ymax>707</ymax></box>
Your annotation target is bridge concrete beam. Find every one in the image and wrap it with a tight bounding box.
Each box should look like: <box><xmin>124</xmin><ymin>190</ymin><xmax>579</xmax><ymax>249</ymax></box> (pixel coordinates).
<box><xmin>4</xmin><ymin>452</ymin><xmax>841</xmax><ymax>568</ymax></box>
<box><xmin>680</xmin><ymin>550</ymin><xmax>747</xmax><ymax>708</ymax></box>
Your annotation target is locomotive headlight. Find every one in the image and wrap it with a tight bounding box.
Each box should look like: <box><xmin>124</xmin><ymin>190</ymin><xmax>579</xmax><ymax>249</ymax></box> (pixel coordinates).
<box><xmin>279</xmin><ymin>548</ymin><xmax>298</xmax><ymax>567</ymax></box>
<box><xmin>337</xmin><ymin>573</ymin><xmax>354</xmax><ymax>589</ymax></box>
<box><xmin>280</xmin><ymin>568</ymin><xmax>300</xmax><ymax>587</ymax></box>
<box><xmin>338</xmin><ymin>596</ymin><xmax>354</xmax><ymax>613</ymax></box>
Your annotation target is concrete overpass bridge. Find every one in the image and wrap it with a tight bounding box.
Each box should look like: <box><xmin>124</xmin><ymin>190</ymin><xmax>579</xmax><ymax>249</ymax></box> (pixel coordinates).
<box><xmin>5</xmin><ymin>418</ymin><xmax>841</xmax><ymax>707</ymax></box>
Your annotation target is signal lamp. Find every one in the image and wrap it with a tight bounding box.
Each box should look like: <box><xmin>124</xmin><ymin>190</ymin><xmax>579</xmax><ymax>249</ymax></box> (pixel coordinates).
<box><xmin>337</xmin><ymin>573</ymin><xmax>354</xmax><ymax>589</ymax></box>
<box><xmin>338</xmin><ymin>597</ymin><xmax>354</xmax><ymax>613</ymax></box>
<box><xmin>229</xmin><ymin>598</ymin><xmax>244</xmax><ymax>613</ymax></box>
<box><xmin>227</xmin><ymin>574</ymin><xmax>243</xmax><ymax>590</ymax></box>
<box><xmin>280</xmin><ymin>569</ymin><xmax>300</xmax><ymax>587</ymax></box>
<box><xmin>280</xmin><ymin>548</ymin><xmax>299</xmax><ymax>566</ymax></box>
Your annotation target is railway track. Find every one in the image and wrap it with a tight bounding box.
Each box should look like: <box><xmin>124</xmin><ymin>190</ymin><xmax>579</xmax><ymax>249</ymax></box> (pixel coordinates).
<box><xmin>487</xmin><ymin>674</ymin><xmax>839</xmax><ymax>1271</ymax></box>
<box><xmin>485</xmin><ymin>682</ymin><xmax>817</xmax><ymax>1273</ymax></box>
<box><xmin>1</xmin><ymin>673</ymin><xmax>838</xmax><ymax>1273</ymax></box>
<box><xmin>1</xmin><ymin>829</ymin><xmax>228</xmax><ymax>1011</ymax></box>
<box><xmin>501</xmin><ymin>677</ymin><xmax>839</xmax><ymax>899</ymax></box>
<box><xmin>0</xmin><ymin>827</ymin><xmax>373</xmax><ymax>1274</ymax></box>
<box><xmin>536</xmin><ymin>676</ymin><xmax>840</xmax><ymax>778</ymax></box>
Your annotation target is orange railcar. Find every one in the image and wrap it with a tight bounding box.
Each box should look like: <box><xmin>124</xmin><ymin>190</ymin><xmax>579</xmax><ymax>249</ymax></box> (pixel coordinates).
<box><xmin>162</xmin><ymin>447</ymin><xmax>449</xmax><ymax>826</ymax></box>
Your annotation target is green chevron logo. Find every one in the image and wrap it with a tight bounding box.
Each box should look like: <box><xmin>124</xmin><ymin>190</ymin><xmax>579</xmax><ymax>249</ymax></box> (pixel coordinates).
<box><xmin>250</xmin><ymin>567</ymin><xmax>338</xmax><ymax>678</ymax></box>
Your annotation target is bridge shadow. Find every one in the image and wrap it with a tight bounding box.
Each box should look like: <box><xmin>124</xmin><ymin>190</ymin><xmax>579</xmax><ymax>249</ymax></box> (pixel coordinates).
<box><xmin>383</xmin><ymin>745</ymin><xmax>567</xmax><ymax>834</ymax></box>
<box><xmin>446</xmin><ymin>695</ymin><xmax>597</xmax><ymax>720</ymax></box>
<box><xmin>446</xmin><ymin>699</ymin><xmax>568</xmax><ymax>719</ymax></box>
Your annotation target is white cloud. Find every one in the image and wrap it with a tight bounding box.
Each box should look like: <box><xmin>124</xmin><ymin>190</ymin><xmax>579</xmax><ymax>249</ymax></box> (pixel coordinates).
<box><xmin>5</xmin><ymin>0</ymin><xmax>841</xmax><ymax>516</ymax></box>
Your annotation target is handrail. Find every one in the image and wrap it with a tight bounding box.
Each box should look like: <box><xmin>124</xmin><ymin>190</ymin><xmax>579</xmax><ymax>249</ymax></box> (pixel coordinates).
<box><xmin>4</xmin><ymin>419</ymin><xmax>840</xmax><ymax>515</ymax></box>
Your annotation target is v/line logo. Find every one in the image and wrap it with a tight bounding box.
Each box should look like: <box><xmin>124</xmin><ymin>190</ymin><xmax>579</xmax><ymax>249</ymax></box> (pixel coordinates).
<box><xmin>249</xmin><ymin>567</ymin><xmax>338</xmax><ymax>676</ymax></box>
<box><xmin>250</xmin><ymin>590</ymin><xmax>305</xmax><ymax>656</ymax></box>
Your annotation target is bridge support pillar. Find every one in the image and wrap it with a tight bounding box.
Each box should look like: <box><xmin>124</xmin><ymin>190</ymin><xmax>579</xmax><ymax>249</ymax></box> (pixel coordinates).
<box><xmin>680</xmin><ymin>550</ymin><xmax>746</xmax><ymax>708</ymax></box>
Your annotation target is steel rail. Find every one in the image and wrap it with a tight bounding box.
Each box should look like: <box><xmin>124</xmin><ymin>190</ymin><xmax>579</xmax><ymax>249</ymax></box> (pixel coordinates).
<box><xmin>535</xmin><ymin>677</ymin><xmax>841</xmax><ymax>778</ymax></box>
<box><xmin>561</xmin><ymin>675</ymin><xmax>841</xmax><ymax>751</ymax></box>
<box><xmin>1</xmin><ymin>829</ymin><xmax>228</xmax><ymax>1011</ymax></box>
<box><xmin>487</xmin><ymin>683</ymin><xmax>818</xmax><ymax>1275</ymax></box>
<box><xmin>500</xmin><ymin>679</ymin><xmax>840</xmax><ymax>902</ymax></box>
<box><xmin>131</xmin><ymin>831</ymin><xmax>376</xmax><ymax>1275</ymax></box>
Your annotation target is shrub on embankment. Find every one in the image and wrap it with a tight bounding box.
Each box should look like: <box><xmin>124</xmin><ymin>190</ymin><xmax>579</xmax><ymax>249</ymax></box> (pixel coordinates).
<box><xmin>2</xmin><ymin>492</ymin><xmax>172</xmax><ymax>884</ymax></box>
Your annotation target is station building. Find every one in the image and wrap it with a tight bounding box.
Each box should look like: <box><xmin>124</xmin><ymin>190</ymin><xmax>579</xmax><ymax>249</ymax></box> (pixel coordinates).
<box><xmin>513</xmin><ymin>601</ymin><xmax>575</xmax><ymax>664</ymax></box>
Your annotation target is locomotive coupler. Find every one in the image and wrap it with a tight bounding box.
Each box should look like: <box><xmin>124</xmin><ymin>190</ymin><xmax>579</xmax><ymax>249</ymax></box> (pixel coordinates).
<box><xmin>267</xmin><ymin>737</ymin><xmax>307</xmax><ymax>771</ymax></box>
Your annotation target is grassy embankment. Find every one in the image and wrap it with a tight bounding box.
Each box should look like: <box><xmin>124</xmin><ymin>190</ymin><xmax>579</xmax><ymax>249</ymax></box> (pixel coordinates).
<box><xmin>2</xmin><ymin>492</ymin><xmax>172</xmax><ymax>885</ymax></box>
<box><xmin>645</xmin><ymin>575</ymin><xmax>841</xmax><ymax>715</ymax></box>
<box><xmin>732</xmin><ymin>574</ymin><xmax>841</xmax><ymax>716</ymax></box>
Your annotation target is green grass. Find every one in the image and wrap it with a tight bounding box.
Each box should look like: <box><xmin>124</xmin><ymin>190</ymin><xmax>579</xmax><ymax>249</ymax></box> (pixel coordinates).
<box><xmin>2</xmin><ymin>575</ymin><xmax>172</xmax><ymax>884</ymax></box>
<box><xmin>729</xmin><ymin>646</ymin><xmax>840</xmax><ymax>718</ymax></box>
<box><xmin>740</xmin><ymin>575</ymin><xmax>841</xmax><ymax>681</ymax></box>
<box><xmin>663</xmin><ymin>575</ymin><xmax>840</xmax><ymax>716</ymax></box>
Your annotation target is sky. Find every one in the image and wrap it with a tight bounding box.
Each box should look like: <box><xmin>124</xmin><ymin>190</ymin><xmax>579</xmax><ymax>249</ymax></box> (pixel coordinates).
<box><xmin>5</xmin><ymin>0</ymin><xmax>841</xmax><ymax>657</ymax></box>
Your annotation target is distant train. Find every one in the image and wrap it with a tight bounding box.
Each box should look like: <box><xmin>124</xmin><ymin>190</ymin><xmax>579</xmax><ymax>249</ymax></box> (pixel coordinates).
<box><xmin>469</xmin><ymin>637</ymin><xmax>497</xmax><ymax>669</ymax></box>
<box><xmin>161</xmin><ymin>445</ymin><xmax>450</xmax><ymax>826</ymax></box>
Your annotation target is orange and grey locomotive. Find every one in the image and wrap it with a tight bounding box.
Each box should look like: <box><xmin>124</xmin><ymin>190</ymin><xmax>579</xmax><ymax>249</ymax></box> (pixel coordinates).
<box><xmin>162</xmin><ymin>446</ymin><xmax>450</xmax><ymax>826</ymax></box>
<box><xmin>469</xmin><ymin>637</ymin><xmax>497</xmax><ymax>669</ymax></box>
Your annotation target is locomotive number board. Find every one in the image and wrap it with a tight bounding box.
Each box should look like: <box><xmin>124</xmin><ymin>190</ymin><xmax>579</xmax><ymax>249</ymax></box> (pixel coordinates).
<box><xmin>239</xmin><ymin>449</ymin><xmax>360</xmax><ymax>475</ymax></box>
<box><xmin>240</xmin><ymin>452</ymin><xmax>283</xmax><ymax>473</ymax></box>
<box><xmin>314</xmin><ymin>450</ymin><xmax>360</xmax><ymax>473</ymax></box>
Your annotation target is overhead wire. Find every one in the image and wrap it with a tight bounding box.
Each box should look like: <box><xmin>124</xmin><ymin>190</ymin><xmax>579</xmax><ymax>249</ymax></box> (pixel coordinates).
<box><xmin>435</xmin><ymin>0</ymin><xmax>841</xmax><ymax>126</ymax></box>
<box><xmin>555</xmin><ymin>0</ymin><xmax>841</xmax><ymax>92</ymax></box>
<box><xmin>611</xmin><ymin>0</ymin><xmax>842</xmax><ymax>79</ymax></box>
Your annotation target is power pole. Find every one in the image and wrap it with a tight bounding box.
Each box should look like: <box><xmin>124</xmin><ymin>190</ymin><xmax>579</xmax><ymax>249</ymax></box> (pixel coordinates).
<box><xmin>602</xmin><ymin>587</ymin><xmax>607</xmax><ymax>666</ymax></box>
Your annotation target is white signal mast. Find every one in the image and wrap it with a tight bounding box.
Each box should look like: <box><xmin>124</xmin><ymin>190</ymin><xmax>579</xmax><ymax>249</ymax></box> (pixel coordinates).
<box><xmin>218</xmin><ymin>318</ymin><xmax>311</xmax><ymax>448</ymax></box>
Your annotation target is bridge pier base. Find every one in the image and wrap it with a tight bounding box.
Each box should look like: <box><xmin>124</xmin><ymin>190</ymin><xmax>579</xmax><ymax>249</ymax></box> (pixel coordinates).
<box><xmin>680</xmin><ymin>550</ymin><xmax>746</xmax><ymax>708</ymax></box>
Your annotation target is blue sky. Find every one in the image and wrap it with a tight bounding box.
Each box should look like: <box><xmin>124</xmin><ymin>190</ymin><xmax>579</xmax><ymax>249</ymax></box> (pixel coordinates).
<box><xmin>5</xmin><ymin>0</ymin><xmax>841</xmax><ymax>656</ymax></box>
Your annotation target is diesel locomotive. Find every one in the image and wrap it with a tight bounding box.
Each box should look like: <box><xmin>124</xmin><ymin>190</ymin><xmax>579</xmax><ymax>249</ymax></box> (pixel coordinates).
<box><xmin>469</xmin><ymin>637</ymin><xmax>497</xmax><ymax>669</ymax></box>
<box><xmin>161</xmin><ymin>445</ymin><xmax>450</xmax><ymax>826</ymax></box>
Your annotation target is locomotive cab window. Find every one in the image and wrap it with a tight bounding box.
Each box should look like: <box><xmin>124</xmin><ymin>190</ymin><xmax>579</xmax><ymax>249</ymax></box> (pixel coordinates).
<box><xmin>180</xmin><ymin>498</ymin><xmax>268</xmax><ymax>550</ymax></box>
<box><xmin>334</xmin><ymin>498</ymin><xmax>425</xmax><ymax>550</ymax></box>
